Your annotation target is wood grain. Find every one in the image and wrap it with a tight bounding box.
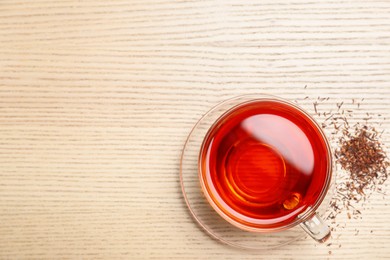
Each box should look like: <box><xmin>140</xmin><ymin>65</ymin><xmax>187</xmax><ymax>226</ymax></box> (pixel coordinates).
<box><xmin>0</xmin><ymin>0</ymin><xmax>389</xmax><ymax>259</ymax></box>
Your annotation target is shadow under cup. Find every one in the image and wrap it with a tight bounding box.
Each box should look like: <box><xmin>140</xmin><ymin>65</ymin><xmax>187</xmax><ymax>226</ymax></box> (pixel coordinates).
<box><xmin>198</xmin><ymin>99</ymin><xmax>332</xmax><ymax>242</ymax></box>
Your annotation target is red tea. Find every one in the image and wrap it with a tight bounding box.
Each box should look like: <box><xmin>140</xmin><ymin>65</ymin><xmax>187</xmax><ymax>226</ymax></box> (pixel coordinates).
<box><xmin>199</xmin><ymin>100</ymin><xmax>330</xmax><ymax>229</ymax></box>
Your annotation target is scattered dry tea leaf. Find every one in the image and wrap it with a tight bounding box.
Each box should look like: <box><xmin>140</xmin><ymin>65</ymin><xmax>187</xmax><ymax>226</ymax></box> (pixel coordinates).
<box><xmin>335</xmin><ymin>125</ymin><xmax>389</xmax><ymax>198</ymax></box>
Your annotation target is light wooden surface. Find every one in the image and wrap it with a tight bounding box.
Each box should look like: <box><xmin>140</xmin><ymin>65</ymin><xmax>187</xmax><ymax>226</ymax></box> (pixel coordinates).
<box><xmin>0</xmin><ymin>0</ymin><xmax>389</xmax><ymax>259</ymax></box>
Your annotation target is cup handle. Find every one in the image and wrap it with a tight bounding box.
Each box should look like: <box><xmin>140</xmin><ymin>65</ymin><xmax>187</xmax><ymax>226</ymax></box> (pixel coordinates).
<box><xmin>299</xmin><ymin>212</ymin><xmax>331</xmax><ymax>243</ymax></box>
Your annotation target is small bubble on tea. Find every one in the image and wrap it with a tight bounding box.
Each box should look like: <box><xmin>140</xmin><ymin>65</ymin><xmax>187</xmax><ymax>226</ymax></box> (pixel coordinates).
<box><xmin>283</xmin><ymin>192</ymin><xmax>301</xmax><ymax>210</ymax></box>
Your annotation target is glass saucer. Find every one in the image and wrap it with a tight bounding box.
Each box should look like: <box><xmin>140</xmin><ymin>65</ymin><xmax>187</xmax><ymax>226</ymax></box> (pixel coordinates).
<box><xmin>179</xmin><ymin>95</ymin><xmax>335</xmax><ymax>250</ymax></box>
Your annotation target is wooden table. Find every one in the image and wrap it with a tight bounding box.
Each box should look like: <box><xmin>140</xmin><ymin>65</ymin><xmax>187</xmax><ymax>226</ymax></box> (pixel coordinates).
<box><xmin>0</xmin><ymin>0</ymin><xmax>389</xmax><ymax>259</ymax></box>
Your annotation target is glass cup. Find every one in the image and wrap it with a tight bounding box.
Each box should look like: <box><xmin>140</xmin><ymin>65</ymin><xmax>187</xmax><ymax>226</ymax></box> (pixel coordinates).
<box><xmin>193</xmin><ymin>95</ymin><xmax>333</xmax><ymax>244</ymax></box>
